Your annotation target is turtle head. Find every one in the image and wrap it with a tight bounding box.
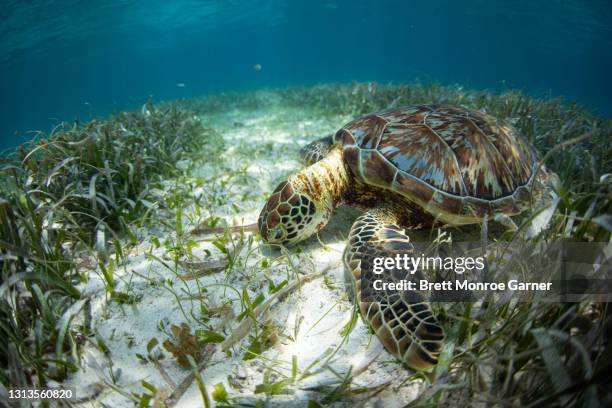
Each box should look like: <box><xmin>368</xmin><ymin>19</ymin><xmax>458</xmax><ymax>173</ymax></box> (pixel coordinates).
<box><xmin>258</xmin><ymin>178</ymin><xmax>332</xmax><ymax>246</ymax></box>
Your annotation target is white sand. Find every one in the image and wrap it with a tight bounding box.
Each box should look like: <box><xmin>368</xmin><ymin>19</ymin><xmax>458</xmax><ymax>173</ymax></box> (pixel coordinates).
<box><xmin>63</xmin><ymin>103</ymin><xmax>429</xmax><ymax>407</ymax></box>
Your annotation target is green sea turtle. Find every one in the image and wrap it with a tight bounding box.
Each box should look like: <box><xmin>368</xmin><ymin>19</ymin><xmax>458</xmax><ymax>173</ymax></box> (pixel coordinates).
<box><xmin>257</xmin><ymin>104</ymin><xmax>549</xmax><ymax>369</ymax></box>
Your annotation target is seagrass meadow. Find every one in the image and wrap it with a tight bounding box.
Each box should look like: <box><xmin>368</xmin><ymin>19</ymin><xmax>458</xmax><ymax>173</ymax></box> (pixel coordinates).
<box><xmin>1</xmin><ymin>82</ymin><xmax>611</xmax><ymax>407</ymax></box>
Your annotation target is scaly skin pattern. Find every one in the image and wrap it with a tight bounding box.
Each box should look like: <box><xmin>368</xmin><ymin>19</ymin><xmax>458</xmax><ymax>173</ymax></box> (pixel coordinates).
<box><xmin>258</xmin><ymin>145</ymin><xmax>436</xmax><ymax>246</ymax></box>
<box><xmin>299</xmin><ymin>135</ymin><xmax>334</xmax><ymax>166</ymax></box>
<box><xmin>343</xmin><ymin>208</ymin><xmax>445</xmax><ymax>369</ymax></box>
<box><xmin>258</xmin><ymin>105</ymin><xmax>549</xmax><ymax>369</ymax></box>
<box><xmin>258</xmin><ymin>147</ymin><xmax>350</xmax><ymax>246</ymax></box>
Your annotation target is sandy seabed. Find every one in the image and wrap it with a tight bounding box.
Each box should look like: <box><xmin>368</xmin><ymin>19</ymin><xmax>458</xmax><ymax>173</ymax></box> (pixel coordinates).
<box><xmin>59</xmin><ymin>102</ymin><xmax>438</xmax><ymax>407</ymax></box>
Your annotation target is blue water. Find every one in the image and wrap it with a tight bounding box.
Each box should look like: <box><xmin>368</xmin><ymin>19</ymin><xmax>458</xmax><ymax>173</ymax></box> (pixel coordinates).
<box><xmin>1</xmin><ymin>0</ymin><xmax>611</xmax><ymax>150</ymax></box>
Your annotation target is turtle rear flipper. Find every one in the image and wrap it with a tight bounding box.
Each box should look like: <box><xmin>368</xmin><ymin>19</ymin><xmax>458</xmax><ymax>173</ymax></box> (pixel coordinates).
<box><xmin>345</xmin><ymin>208</ymin><xmax>445</xmax><ymax>369</ymax></box>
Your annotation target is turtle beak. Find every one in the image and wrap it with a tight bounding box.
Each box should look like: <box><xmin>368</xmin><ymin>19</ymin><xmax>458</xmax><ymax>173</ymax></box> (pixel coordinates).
<box><xmin>258</xmin><ymin>204</ymin><xmax>285</xmax><ymax>244</ymax></box>
<box><xmin>258</xmin><ymin>179</ymin><xmax>330</xmax><ymax>246</ymax></box>
<box><xmin>258</xmin><ymin>211</ymin><xmax>287</xmax><ymax>244</ymax></box>
<box><xmin>258</xmin><ymin>211</ymin><xmax>270</xmax><ymax>241</ymax></box>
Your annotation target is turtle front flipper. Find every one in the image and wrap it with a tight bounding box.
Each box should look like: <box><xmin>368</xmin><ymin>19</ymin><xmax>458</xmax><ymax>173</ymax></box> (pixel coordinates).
<box><xmin>344</xmin><ymin>208</ymin><xmax>445</xmax><ymax>369</ymax></box>
<box><xmin>299</xmin><ymin>134</ymin><xmax>334</xmax><ymax>166</ymax></box>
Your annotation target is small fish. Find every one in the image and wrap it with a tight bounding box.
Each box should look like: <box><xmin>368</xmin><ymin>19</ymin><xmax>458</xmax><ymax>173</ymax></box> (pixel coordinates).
<box><xmin>176</xmin><ymin>83</ymin><xmax>185</xmax><ymax>88</ymax></box>
<box><xmin>253</xmin><ymin>63</ymin><xmax>262</xmax><ymax>72</ymax></box>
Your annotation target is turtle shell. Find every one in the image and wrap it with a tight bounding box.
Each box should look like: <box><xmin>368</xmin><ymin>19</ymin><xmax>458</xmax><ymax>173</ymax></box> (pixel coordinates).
<box><xmin>334</xmin><ymin>105</ymin><xmax>544</xmax><ymax>224</ymax></box>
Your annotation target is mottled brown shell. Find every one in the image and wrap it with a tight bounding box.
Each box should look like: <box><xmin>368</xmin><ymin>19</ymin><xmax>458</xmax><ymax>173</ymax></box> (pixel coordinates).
<box><xmin>334</xmin><ymin>105</ymin><xmax>544</xmax><ymax>224</ymax></box>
